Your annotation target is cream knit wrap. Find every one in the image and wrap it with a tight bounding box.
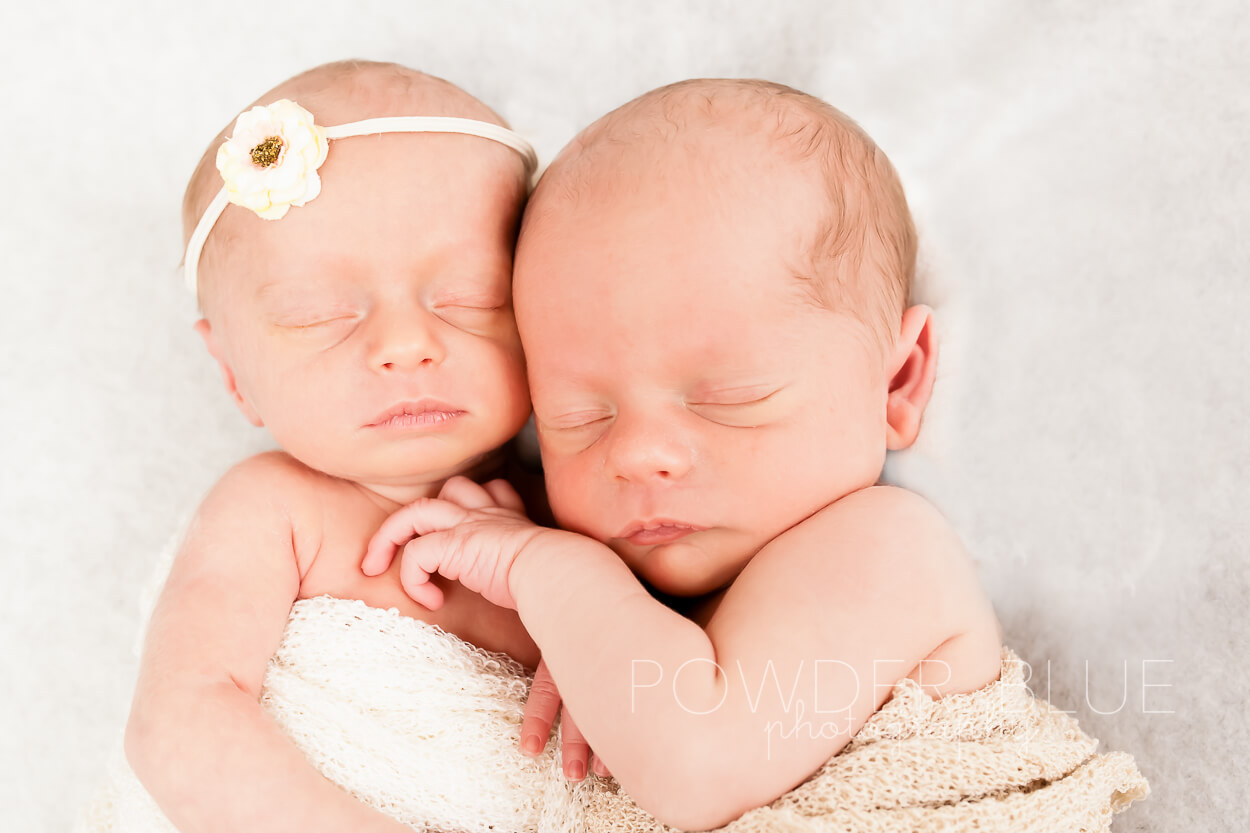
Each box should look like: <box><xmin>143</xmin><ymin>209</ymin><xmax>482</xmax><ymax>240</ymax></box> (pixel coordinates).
<box><xmin>77</xmin><ymin>595</ymin><xmax>1148</xmax><ymax>833</ymax></box>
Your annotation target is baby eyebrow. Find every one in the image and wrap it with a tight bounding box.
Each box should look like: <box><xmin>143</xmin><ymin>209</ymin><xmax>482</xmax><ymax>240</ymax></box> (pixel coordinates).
<box><xmin>254</xmin><ymin>278</ymin><xmax>308</xmax><ymax>298</ymax></box>
<box><xmin>253</xmin><ymin>277</ymin><xmax>357</xmax><ymax>309</ymax></box>
<box><xmin>254</xmin><ymin>280</ymin><xmax>316</xmax><ymax>303</ymax></box>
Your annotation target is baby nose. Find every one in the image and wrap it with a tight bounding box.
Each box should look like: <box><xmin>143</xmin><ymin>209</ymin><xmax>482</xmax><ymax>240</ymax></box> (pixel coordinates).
<box><xmin>605</xmin><ymin>412</ymin><xmax>693</xmax><ymax>484</ymax></box>
<box><xmin>366</xmin><ymin>306</ymin><xmax>446</xmax><ymax>372</ymax></box>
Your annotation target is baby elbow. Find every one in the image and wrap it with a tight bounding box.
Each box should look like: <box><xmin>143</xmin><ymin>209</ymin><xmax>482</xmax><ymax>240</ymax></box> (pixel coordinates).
<box><xmin>652</xmin><ymin>805</ymin><xmax>741</xmax><ymax>832</ymax></box>
<box><xmin>123</xmin><ymin>689</ymin><xmax>182</xmax><ymax>787</ymax></box>
<box><xmin>647</xmin><ymin>790</ymin><xmax>750</xmax><ymax>832</ymax></box>
<box><xmin>632</xmin><ymin>751</ymin><xmax>755</xmax><ymax>831</ymax></box>
<box><xmin>123</xmin><ymin>706</ymin><xmax>161</xmax><ymax>782</ymax></box>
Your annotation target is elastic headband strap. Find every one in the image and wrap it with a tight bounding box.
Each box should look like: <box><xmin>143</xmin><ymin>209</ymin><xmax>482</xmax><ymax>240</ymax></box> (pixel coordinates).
<box><xmin>183</xmin><ymin>114</ymin><xmax>538</xmax><ymax>297</ymax></box>
<box><xmin>324</xmin><ymin>117</ymin><xmax>538</xmax><ymax>163</ymax></box>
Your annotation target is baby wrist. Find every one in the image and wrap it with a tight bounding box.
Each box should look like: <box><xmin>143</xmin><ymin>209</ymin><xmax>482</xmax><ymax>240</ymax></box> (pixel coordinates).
<box><xmin>508</xmin><ymin>528</ymin><xmax>583</xmax><ymax>607</ymax></box>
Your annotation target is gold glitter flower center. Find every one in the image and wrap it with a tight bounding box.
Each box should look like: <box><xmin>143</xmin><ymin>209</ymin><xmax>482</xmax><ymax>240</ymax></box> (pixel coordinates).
<box><xmin>250</xmin><ymin>136</ymin><xmax>284</xmax><ymax>167</ymax></box>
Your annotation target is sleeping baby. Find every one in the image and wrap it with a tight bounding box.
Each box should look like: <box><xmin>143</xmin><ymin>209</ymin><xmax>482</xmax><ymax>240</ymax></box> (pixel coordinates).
<box><xmin>78</xmin><ymin>58</ymin><xmax>565</xmax><ymax>833</ymax></box>
<box><xmin>365</xmin><ymin>78</ymin><xmax>1150</xmax><ymax>831</ymax></box>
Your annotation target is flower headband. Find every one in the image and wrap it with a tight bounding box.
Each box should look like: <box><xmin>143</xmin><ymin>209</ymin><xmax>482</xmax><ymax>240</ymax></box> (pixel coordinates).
<box><xmin>183</xmin><ymin>98</ymin><xmax>539</xmax><ymax>296</ymax></box>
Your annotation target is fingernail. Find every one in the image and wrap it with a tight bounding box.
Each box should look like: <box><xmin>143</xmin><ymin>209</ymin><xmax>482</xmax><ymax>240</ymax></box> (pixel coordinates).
<box><xmin>567</xmin><ymin>761</ymin><xmax>586</xmax><ymax>780</ymax></box>
<box><xmin>521</xmin><ymin>735</ymin><xmax>542</xmax><ymax>755</ymax></box>
<box><xmin>592</xmin><ymin>757</ymin><xmax>609</xmax><ymax>777</ymax></box>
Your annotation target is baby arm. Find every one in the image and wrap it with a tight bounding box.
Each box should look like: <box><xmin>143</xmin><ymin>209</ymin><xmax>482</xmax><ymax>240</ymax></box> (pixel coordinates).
<box><xmin>367</xmin><ymin>482</ymin><xmax>996</xmax><ymax>831</ymax></box>
<box><xmin>125</xmin><ymin>453</ymin><xmax>411</xmax><ymax>833</ymax></box>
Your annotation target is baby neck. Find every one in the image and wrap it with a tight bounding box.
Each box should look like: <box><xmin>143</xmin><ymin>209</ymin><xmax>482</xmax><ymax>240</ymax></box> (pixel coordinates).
<box><xmin>348</xmin><ymin>446</ymin><xmax>512</xmax><ymax>513</ymax></box>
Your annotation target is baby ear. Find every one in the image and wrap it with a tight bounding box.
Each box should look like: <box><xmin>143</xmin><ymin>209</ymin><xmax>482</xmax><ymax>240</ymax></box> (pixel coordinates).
<box><xmin>884</xmin><ymin>305</ymin><xmax>938</xmax><ymax>450</ymax></box>
<box><xmin>193</xmin><ymin>319</ymin><xmax>263</xmax><ymax>428</ymax></box>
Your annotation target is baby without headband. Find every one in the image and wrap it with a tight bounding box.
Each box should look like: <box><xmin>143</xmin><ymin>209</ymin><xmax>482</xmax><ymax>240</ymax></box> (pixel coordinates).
<box><xmin>182</xmin><ymin>98</ymin><xmax>539</xmax><ymax>296</ymax></box>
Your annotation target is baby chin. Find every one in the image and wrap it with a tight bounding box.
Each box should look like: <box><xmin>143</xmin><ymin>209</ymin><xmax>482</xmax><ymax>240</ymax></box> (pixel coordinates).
<box><xmin>632</xmin><ymin>532</ymin><xmax>755</xmax><ymax>598</ymax></box>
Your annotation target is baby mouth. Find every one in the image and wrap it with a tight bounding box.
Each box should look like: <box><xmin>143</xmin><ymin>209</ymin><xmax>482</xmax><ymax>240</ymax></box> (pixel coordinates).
<box><xmin>367</xmin><ymin>401</ymin><xmax>466</xmax><ymax>429</ymax></box>
<box><xmin>618</xmin><ymin>520</ymin><xmax>705</xmax><ymax>546</ymax></box>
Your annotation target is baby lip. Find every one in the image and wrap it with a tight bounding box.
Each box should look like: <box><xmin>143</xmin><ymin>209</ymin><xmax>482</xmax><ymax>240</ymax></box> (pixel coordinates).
<box><xmin>367</xmin><ymin>399</ymin><xmax>465</xmax><ymax>427</ymax></box>
<box><xmin>617</xmin><ymin>519</ymin><xmax>705</xmax><ymax>545</ymax></box>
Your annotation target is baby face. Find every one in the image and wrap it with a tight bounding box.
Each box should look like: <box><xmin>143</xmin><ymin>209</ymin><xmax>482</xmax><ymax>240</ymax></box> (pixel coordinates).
<box><xmin>515</xmin><ymin>156</ymin><xmax>892</xmax><ymax>596</ymax></box>
<box><xmin>200</xmin><ymin>134</ymin><xmax>531</xmax><ymax>495</ymax></box>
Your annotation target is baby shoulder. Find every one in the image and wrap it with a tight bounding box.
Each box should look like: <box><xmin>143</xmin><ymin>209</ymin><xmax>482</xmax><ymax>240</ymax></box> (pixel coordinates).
<box><xmin>794</xmin><ymin>485</ymin><xmax>965</xmax><ymax>565</ymax></box>
<box><xmin>827</xmin><ymin>484</ymin><xmax>955</xmax><ymax>535</ymax></box>
<box><xmin>216</xmin><ymin>449</ymin><xmax>321</xmax><ymax>489</ymax></box>
<box><xmin>785</xmin><ymin>486</ymin><xmax>994</xmax><ymax>627</ymax></box>
<box><xmin>192</xmin><ymin>451</ymin><xmax>327</xmax><ymax>576</ymax></box>
<box><xmin>206</xmin><ymin>451</ymin><xmax>325</xmax><ymax>509</ymax></box>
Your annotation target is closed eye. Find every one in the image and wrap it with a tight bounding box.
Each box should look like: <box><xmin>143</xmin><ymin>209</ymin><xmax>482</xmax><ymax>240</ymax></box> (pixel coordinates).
<box><xmin>431</xmin><ymin>287</ymin><xmax>508</xmax><ymax>311</ymax></box>
<box><xmin>539</xmin><ymin>411</ymin><xmax>614</xmax><ymax>431</ymax></box>
<box><xmin>686</xmin><ymin>388</ymin><xmax>784</xmax><ymax>427</ymax></box>
<box><xmin>273</xmin><ymin>314</ymin><xmax>360</xmax><ymax>330</ymax></box>
<box><xmin>536</xmin><ymin>412</ymin><xmax>613</xmax><ymax>454</ymax></box>
<box><xmin>432</xmin><ymin>301</ymin><xmax>509</xmax><ymax>331</ymax></box>
<box><xmin>269</xmin><ymin>313</ymin><xmax>362</xmax><ymax>352</ymax></box>
<box><xmin>435</xmin><ymin>303</ymin><xmax>506</xmax><ymax>314</ymax></box>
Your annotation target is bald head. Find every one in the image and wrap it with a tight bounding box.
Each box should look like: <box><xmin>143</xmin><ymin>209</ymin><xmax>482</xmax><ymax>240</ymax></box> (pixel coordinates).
<box><xmin>525</xmin><ymin>79</ymin><xmax>917</xmax><ymax>346</ymax></box>
<box><xmin>183</xmin><ymin>60</ymin><xmax>518</xmax><ymax>310</ymax></box>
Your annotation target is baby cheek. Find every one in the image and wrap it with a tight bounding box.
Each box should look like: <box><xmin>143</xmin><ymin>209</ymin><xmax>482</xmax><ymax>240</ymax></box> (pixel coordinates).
<box><xmin>496</xmin><ymin>349</ymin><xmax>533</xmax><ymax>425</ymax></box>
<box><xmin>543</xmin><ymin>459</ymin><xmax>605</xmax><ymax>537</ymax></box>
<box><xmin>461</xmin><ymin>336</ymin><xmax>527</xmax><ymax>410</ymax></box>
<box><xmin>236</xmin><ymin>358</ymin><xmax>296</xmax><ymax>418</ymax></box>
<box><xmin>541</xmin><ymin>461</ymin><xmax>578</xmax><ymax>516</ymax></box>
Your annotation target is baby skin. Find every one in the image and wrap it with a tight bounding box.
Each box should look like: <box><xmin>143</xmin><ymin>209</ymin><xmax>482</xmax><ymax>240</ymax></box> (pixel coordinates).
<box><xmin>124</xmin><ymin>62</ymin><xmax>542</xmax><ymax>833</ymax></box>
<box><xmin>364</xmin><ymin>80</ymin><xmax>1004</xmax><ymax>831</ymax></box>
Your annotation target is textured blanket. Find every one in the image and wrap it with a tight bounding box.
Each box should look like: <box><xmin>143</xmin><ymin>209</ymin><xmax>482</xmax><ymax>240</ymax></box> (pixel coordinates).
<box><xmin>76</xmin><ymin>595</ymin><xmax>1147</xmax><ymax>832</ymax></box>
<box><xmin>558</xmin><ymin>647</ymin><xmax>1148</xmax><ymax>833</ymax></box>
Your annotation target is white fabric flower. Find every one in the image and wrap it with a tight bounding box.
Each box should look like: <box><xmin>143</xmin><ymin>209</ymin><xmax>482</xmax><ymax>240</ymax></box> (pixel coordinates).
<box><xmin>215</xmin><ymin>99</ymin><xmax>329</xmax><ymax>220</ymax></box>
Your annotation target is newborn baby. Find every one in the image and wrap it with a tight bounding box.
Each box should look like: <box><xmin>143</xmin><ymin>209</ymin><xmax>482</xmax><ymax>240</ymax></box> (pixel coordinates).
<box><xmin>366</xmin><ymin>78</ymin><xmax>1004</xmax><ymax>828</ymax></box>
<box><xmin>81</xmin><ymin>59</ymin><xmax>555</xmax><ymax>833</ymax></box>
<box><xmin>366</xmin><ymin>78</ymin><xmax>1146</xmax><ymax>832</ymax></box>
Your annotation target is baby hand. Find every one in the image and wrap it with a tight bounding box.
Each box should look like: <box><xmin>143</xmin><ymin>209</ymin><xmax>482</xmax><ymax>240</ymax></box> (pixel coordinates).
<box><xmin>361</xmin><ymin>476</ymin><xmax>546</xmax><ymax>610</ymax></box>
<box><xmin>522</xmin><ymin>658</ymin><xmax>613</xmax><ymax>781</ymax></box>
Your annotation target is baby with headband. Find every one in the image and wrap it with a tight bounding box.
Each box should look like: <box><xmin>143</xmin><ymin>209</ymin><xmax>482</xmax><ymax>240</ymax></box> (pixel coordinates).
<box><xmin>362</xmin><ymin>79</ymin><xmax>1006</xmax><ymax>830</ymax></box>
<box><xmin>114</xmin><ymin>60</ymin><xmax>546</xmax><ymax>833</ymax></box>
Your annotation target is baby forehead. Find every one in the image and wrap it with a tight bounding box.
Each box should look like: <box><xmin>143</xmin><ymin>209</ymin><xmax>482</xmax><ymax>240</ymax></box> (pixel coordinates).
<box><xmin>518</xmin><ymin>264</ymin><xmax>835</xmax><ymax>365</ymax></box>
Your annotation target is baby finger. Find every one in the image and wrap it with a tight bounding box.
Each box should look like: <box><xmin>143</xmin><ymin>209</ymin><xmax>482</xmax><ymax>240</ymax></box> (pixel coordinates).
<box><xmin>559</xmin><ymin>706</ymin><xmax>591</xmax><ymax>781</ymax></box>
<box><xmin>364</xmin><ymin>497</ymin><xmax>471</xmax><ymax>575</ymax></box>
<box><xmin>483</xmin><ymin>478</ymin><xmax>526</xmax><ymax>512</ymax></box>
<box><xmin>400</xmin><ymin>538</ymin><xmax>446</xmax><ymax>610</ymax></box>
<box><xmin>438</xmin><ymin>475</ymin><xmax>499</xmax><ymax>510</ymax></box>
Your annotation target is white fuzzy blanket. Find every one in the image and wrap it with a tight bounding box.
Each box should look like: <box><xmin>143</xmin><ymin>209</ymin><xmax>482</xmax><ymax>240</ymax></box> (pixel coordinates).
<box><xmin>76</xmin><ymin>596</ymin><xmax>1146</xmax><ymax>833</ymax></box>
